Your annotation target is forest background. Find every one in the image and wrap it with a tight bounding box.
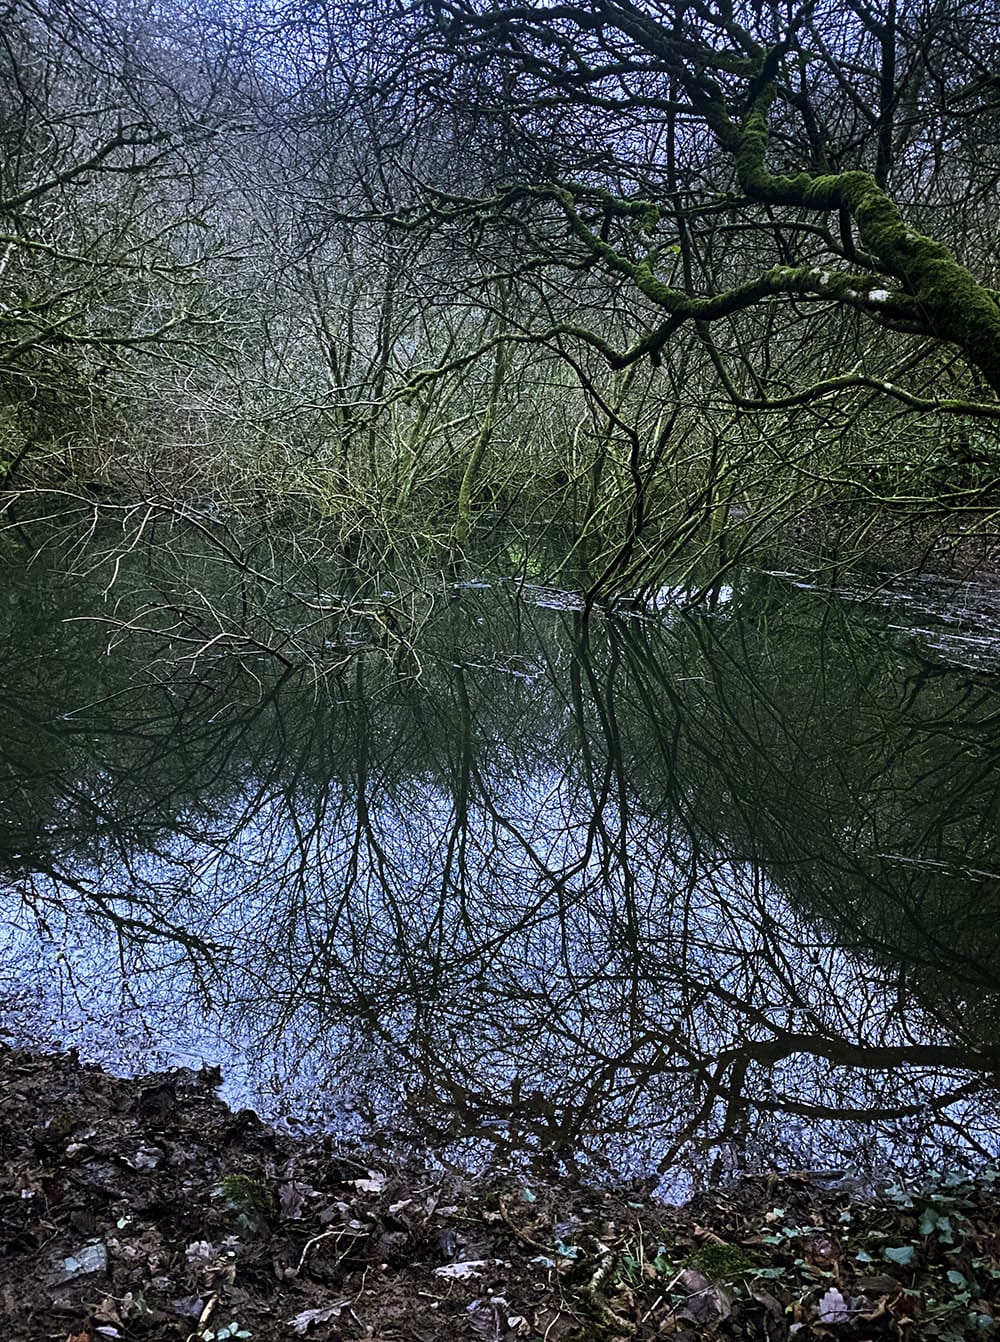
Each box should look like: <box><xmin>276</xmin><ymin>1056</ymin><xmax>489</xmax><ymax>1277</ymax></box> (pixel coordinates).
<box><xmin>2</xmin><ymin>0</ymin><xmax>999</xmax><ymax>595</ymax></box>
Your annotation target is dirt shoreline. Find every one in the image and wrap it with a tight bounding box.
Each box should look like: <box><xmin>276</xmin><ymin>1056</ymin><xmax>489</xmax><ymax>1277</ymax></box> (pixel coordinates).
<box><xmin>3</xmin><ymin>1046</ymin><xmax>999</xmax><ymax>1340</ymax></box>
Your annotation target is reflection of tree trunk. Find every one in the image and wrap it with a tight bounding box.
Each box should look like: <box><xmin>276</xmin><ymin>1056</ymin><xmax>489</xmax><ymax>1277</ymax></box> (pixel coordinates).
<box><xmin>439</xmin><ymin>666</ymin><xmax>473</xmax><ymax>931</ymax></box>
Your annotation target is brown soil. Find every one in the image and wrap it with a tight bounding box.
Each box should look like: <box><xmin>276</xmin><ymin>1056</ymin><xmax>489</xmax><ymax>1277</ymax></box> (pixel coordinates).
<box><xmin>1</xmin><ymin>1045</ymin><xmax>998</xmax><ymax>1342</ymax></box>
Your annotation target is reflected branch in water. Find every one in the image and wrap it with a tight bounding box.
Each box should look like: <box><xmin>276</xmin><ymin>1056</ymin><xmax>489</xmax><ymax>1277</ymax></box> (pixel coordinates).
<box><xmin>3</xmin><ymin>536</ymin><xmax>1000</xmax><ymax>1184</ymax></box>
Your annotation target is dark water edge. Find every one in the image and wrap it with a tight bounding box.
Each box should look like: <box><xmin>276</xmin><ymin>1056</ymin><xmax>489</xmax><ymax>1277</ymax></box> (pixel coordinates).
<box><xmin>2</xmin><ymin>520</ymin><xmax>1000</xmax><ymax>1198</ymax></box>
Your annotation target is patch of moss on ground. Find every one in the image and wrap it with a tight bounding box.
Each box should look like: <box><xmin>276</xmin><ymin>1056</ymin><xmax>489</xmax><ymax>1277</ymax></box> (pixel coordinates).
<box><xmin>694</xmin><ymin>1241</ymin><xmax>755</xmax><ymax>1281</ymax></box>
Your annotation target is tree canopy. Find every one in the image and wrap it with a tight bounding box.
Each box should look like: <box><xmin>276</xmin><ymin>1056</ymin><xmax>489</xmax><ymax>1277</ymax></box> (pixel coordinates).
<box><xmin>1</xmin><ymin>0</ymin><xmax>998</xmax><ymax>569</ymax></box>
<box><xmin>382</xmin><ymin>0</ymin><xmax>1000</xmax><ymax>416</ymax></box>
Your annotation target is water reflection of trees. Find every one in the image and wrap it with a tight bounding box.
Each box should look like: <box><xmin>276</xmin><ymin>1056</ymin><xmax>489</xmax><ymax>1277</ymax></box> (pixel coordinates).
<box><xmin>3</xmin><ymin>550</ymin><xmax>1000</xmax><ymax>1180</ymax></box>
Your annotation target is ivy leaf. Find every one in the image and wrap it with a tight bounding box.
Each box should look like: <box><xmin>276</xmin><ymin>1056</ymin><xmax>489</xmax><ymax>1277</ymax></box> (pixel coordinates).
<box><xmin>885</xmin><ymin>1245</ymin><xmax>916</xmax><ymax>1266</ymax></box>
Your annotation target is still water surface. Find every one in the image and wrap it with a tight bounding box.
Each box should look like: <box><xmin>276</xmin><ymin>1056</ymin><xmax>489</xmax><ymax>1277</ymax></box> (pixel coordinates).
<box><xmin>2</xmin><ymin>526</ymin><xmax>999</xmax><ymax>1192</ymax></box>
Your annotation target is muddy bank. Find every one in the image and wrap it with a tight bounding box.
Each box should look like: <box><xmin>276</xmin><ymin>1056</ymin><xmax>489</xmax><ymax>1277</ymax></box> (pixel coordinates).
<box><xmin>2</xmin><ymin>1047</ymin><xmax>1000</xmax><ymax>1340</ymax></box>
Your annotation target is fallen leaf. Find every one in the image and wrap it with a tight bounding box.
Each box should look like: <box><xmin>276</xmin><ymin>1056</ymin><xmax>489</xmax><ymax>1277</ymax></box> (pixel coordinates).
<box><xmin>434</xmin><ymin>1260</ymin><xmax>489</xmax><ymax>1280</ymax></box>
<box><xmin>93</xmin><ymin>1299</ymin><xmax>123</xmax><ymax>1326</ymax></box>
<box><xmin>352</xmin><ymin>1171</ymin><xmax>386</xmax><ymax>1195</ymax></box>
<box><xmin>676</xmin><ymin>1268</ymin><xmax>733</xmax><ymax>1326</ymax></box>
<box><xmin>279</xmin><ymin>1182</ymin><xmax>306</xmax><ymax>1219</ymax></box>
<box><xmin>170</xmin><ymin>1297</ymin><xmax>206</xmax><ymax>1320</ymax></box>
<box><xmin>817</xmin><ymin>1286</ymin><xmax>849</xmax><ymax>1324</ymax></box>
<box><xmin>55</xmin><ymin>1241</ymin><xmax>109</xmax><ymax>1283</ymax></box>
<box><xmin>185</xmin><ymin>1241</ymin><xmax>216</xmax><ymax>1268</ymax></box>
<box><xmin>805</xmin><ymin>1233</ymin><xmax>839</xmax><ymax>1269</ymax></box>
<box><xmin>286</xmin><ymin>1301</ymin><xmax>350</xmax><ymax>1334</ymax></box>
<box><xmin>467</xmin><ymin>1297</ymin><xmax>507</xmax><ymax>1337</ymax></box>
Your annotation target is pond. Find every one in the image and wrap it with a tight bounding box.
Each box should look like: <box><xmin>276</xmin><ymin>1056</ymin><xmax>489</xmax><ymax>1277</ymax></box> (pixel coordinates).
<box><xmin>2</xmin><ymin>517</ymin><xmax>999</xmax><ymax>1196</ymax></box>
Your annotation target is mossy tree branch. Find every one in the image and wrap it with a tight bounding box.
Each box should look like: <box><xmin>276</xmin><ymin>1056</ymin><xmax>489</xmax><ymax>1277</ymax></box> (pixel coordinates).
<box><xmin>399</xmin><ymin>0</ymin><xmax>1000</xmax><ymax>421</ymax></box>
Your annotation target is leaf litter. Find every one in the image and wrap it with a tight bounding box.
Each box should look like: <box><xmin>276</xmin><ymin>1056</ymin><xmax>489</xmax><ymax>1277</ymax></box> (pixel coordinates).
<box><xmin>1</xmin><ymin>1045</ymin><xmax>999</xmax><ymax>1340</ymax></box>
